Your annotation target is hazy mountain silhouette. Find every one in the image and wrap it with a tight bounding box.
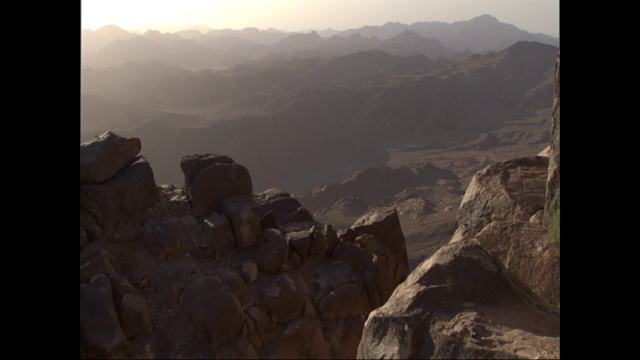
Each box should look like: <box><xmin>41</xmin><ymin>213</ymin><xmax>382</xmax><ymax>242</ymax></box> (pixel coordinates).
<box><xmin>339</xmin><ymin>14</ymin><xmax>558</xmax><ymax>52</ymax></box>
<box><xmin>81</xmin><ymin>15</ymin><xmax>557</xmax><ymax>71</ymax></box>
<box><xmin>81</xmin><ymin>41</ymin><xmax>558</xmax><ymax>192</ymax></box>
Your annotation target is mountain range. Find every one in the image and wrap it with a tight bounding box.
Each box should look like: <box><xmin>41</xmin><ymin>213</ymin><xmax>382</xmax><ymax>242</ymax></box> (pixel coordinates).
<box><xmin>82</xmin><ymin>15</ymin><xmax>558</xmax><ymax>70</ymax></box>
<box><xmin>82</xmin><ymin>40</ymin><xmax>558</xmax><ymax>193</ymax></box>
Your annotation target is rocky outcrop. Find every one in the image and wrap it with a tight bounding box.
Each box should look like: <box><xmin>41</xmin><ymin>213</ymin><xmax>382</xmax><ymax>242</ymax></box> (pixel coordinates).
<box><xmin>357</xmin><ymin>240</ymin><xmax>559</xmax><ymax>359</ymax></box>
<box><xmin>80</xmin><ymin>131</ymin><xmax>141</xmax><ymax>184</ymax></box>
<box><xmin>357</xmin><ymin>53</ymin><xmax>560</xmax><ymax>359</ymax></box>
<box><xmin>453</xmin><ymin>156</ymin><xmax>549</xmax><ymax>241</ymax></box>
<box><xmin>80</xmin><ymin>132</ymin><xmax>410</xmax><ymax>359</ymax></box>
<box><xmin>544</xmin><ymin>52</ymin><xmax>560</xmax><ymax>225</ymax></box>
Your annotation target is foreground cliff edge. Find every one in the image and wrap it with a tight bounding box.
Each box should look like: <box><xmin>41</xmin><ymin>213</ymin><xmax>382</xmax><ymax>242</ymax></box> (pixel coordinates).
<box><xmin>357</xmin><ymin>53</ymin><xmax>560</xmax><ymax>359</ymax></box>
<box><xmin>80</xmin><ymin>131</ymin><xmax>410</xmax><ymax>358</ymax></box>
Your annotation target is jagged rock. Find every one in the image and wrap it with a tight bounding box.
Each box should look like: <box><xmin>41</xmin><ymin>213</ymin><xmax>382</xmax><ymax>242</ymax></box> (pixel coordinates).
<box><xmin>81</xmin><ymin>156</ymin><xmax>160</xmax><ymax>228</ymax></box>
<box><xmin>80</xmin><ymin>131</ymin><xmax>141</xmax><ymax>184</ymax></box>
<box><xmin>181</xmin><ymin>154</ymin><xmax>252</xmax><ymax>217</ymax></box>
<box><xmin>475</xmin><ymin>221</ymin><xmax>560</xmax><ymax>314</ymax></box>
<box><xmin>259</xmin><ymin>210</ymin><xmax>278</xmax><ymax>230</ymax></box>
<box><xmin>256</xmin><ymin>240</ymin><xmax>288</xmax><ymax>272</ymax></box>
<box><xmin>213</xmin><ymin>333</ymin><xmax>258</xmax><ymax>359</ymax></box>
<box><xmin>242</xmin><ymin>261</ymin><xmax>258</xmax><ymax>284</ymax></box>
<box><xmin>302</xmin><ymin>259</ymin><xmax>369</xmax><ymax>320</ymax></box>
<box><xmin>179</xmin><ymin>153</ymin><xmax>234</xmax><ymax>188</ymax></box>
<box><xmin>309</xmin><ymin>226</ymin><xmax>327</xmax><ymax>259</ymax></box>
<box><xmin>255</xmin><ymin>188</ymin><xmax>314</xmax><ymax>225</ymax></box>
<box><xmin>179</xmin><ymin>277</ymin><xmax>245</xmax><ymax>346</ymax></box>
<box><xmin>120</xmin><ymin>293</ymin><xmax>152</xmax><ymax>338</ymax></box>
<box><xmin>264</xmin><ymin>318</ymin><xmax>331</xmax><ymax>359</ymax></box>
<box><xmin>351</xmin><ymin>209</ymin><xmax>409</xmax><ymax>284</ymax></box>
<box><xmin>223</xmin><ymin>196</ymin><xmax>264</xmax><ymax>249</ymax></box>
<box><xmin>324</xmin><ymin>317</ymin><xmax>365</xmax><ymax>359</ymax></box>
<box><xmin>203</xmin><ymin>212</ymin><xmax>236</xmax><ymax>255</ymax></box>
<box><xmin>286</xmin><ymin>230</ymin><xmax>311</xmax><ymax>261</ymax></box>
<box><xmin>256</xmin><ymin>274</ymin><xmax>305</xmax><ymax>323</ymax></box>
<box><xmin>544</xmin><ymin>52</ymin><xmax>560</xmax><ymax>224</ymax></box>
<box><xmin>178</xmin><ymin>215</ymin><xmax>210</xmax><ymax>256</ymax></box>
<box><xmin>80</xmin><ymin>254</ymin><xmax>116</xmax><ymax>283</ymax></box>
<box><xmin>454</xmin><ymin>156</ymin><xmax>549</xmax><ymax>240</ymax></box>
<box><xmin>246</xmin><ymin>306</ymin><xmax>278</xmax><ymax>345</ymax></box>
<box><xmin>357</xmin><ymin>239</ymin><xmax>559</xmax><ymax>359</ymax></box>
<box><xmin>142</xmin><ymin>216</ymin><xmax>186</xmax><ymax>259</ymax></box>
<box><xmin>323</xmin><ymin>224</ymin><xmax>340</xmax><ymax>257</ymax></box>
<box><xmin>80</xmin><ymin>274</ymin><xmax>127</xmax><ymax>358</ymax></box>
<box><xmin>81</xmin><ymin>227</ymin><xmax>89</xmax><ymax>248</ymax></box>
<box><xmin>222</xmin><ymin>270</ymin><xmax>249</xmax><ymax>298</ymax></box>
<box><xmin>333</xmin><ymin>242</ymin><xmax>395</xmax><ymax>309</ymax></box>
<box><xmin>159</xmin><ymin>184</ymin><xmax>192</xmax><ymax>217</ymax></box>
<box><xmin>108</xmin><ymin>273</ymin><xmax>135</xmax><ymax>311</ymax></box>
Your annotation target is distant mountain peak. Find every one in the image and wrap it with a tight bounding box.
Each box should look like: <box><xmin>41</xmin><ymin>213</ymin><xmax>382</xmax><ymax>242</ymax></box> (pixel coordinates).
<box><xmin>472</xmin><ymin>14</ymin><xmax>499</xmax><ymax>22</ymax></box>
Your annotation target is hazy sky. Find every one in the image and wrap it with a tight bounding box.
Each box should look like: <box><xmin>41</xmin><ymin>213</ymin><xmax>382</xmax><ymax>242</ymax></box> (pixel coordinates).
<box><xmin>81</xmin><ymin>0</ymin><xmax>559</xmax><ymax>37</ymax></box>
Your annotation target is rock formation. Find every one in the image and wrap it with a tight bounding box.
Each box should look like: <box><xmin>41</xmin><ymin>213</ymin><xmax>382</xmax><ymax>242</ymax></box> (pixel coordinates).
<box><xmin>80</xmin><ymin>132</ymin><xmax>409</xmax><ymax>359</ymax></box>
<box><xmin>357</xmin><ymin>52</ymin><xmax>560</xmax><ymax>359</ymax></box>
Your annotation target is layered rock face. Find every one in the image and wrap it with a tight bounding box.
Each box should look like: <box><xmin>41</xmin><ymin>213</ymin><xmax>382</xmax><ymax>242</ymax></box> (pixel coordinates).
<box><xmin>79</xmin><ymin>132</ymin><xmax>409</xmax><ymax>359</ymax></box>
<box><xmin>357</xmin><ymin>53</ymin><xmax>560</xmax><ymax>359</ymax></box>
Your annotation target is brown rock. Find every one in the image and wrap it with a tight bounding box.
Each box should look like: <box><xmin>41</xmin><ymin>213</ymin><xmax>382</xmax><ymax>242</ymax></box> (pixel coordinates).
<box><xmin>302</xmin><ymin>259</ymin><xmax>369</xmax><ymax>320</ymax></box>
<box><xmin>242</xmin><ymin>261</ymin><xmax>258</xmax><ymax>284</ymax></box>
<box><xmin>80</xmin><ymin>254</ymin><xmax>116</xmax><ymax>283</ymax></box>
<box><xmin>455</xmin><ymin>156</ymin><xmax>549</xmax><ymax>239</ymax></box>
<box><xmin>212</xmin><ymin>333</ymin><xmax>258</xmax><ymax>359</ymax></box>
<box><xmin>159</xmin><ymin>184</ymin><xmax>192</xmax><ymax>217</ymax></box>
<box><xmin>286</xmin><ymin>230</ymin><xmax>311</xmax><ymax>261</ymax></box>
<box><xmin>179</xmin><ymin>277</ymin><xmax>245</xmax><ymax>346</ymax></box>
<box><xmin>475</xmin><ymin>221</ymin><xmax>560</xmax><ymax>315</ymax></box>
<box><xmin>259</xmin><ymin>210</ymin><xmax>278</xmax><ymax>230</ymax></box>
<box><xmin>80</xmin><ymin>131</ymin><xmax>141</xmax><ymax>184</ymax></box>
<box><xmin>324</xmin><ymin>317</ymin><xmax>365</xmax><ymax>359</ymax></box>
<box><xmin>247</xmin><ymin>306</ymin><xmax>278</xmax><ymax>344</ymax></box>
<box><xmin>179</xmin><ymin>153</ymin><xmax>234</xmax><ymax>189</ymax></box>
<box><xmin>323</xmin><ymin>224</ymin><xmax>340</xmax><ymax>257</ymax></box>
<box><xmin>544</xmin><ymin>52</ymin><xmax>560</xmax><ymax>226</ymax></box>
<box><xmin>254</xmin><ymin>188</ymin><xmax>313</xmax><ymax>226</ymax></box>
<box><xmin>80</xmin><ymin>274</ymin><xmax>127</xmax><ymax>358</ymax></box>
<box><xmin>309</xmin><ymin>226</ymin><xmax>327</xmax><ymax>259</ymax></box>
<box><xmin>142</xmin><ymin>216</ymin><xmax>186</xmax><ymax>259</ymax></box>
<box><xmin>120</xmin><ymin>293</ymin><xmax>152</xmax><ymax>338</ymax></box>
<box><xmin>357</xmin><ymin>239</ymin><xmax>558</xmax><ymax>359</ymax></box>
<box><xmin>109</xmin><ymin>273</ymin><xmax>136</xmax><ymax>310</ymax></box>
<box><xmin>267</xmin><ymin>318</ymin><xmax>332</xmax><ymax>359</ymax></box>
<box><xmin>256</xmin><ymin>274</ymin><xmax>305</xmax><ymax>323</ymax></box>
<box><xmin>203</xmin><ymin>212</ymin><xmax>236</xmax><ymax>255</ymax></box>
<box><xmin>351</xmin><ymin>209</ymin><xmax>409</xmax><ymax>284</ymax></box>
<box><xmin>223</xmin><ymin>196</ymin><xmax>264</xmax><ymax>249</ymax></box>
<box><xmin>256</xmin><ymin>240</ymin><xmax>288</xmax><ymax>272</ymax></box>
<box><xmin>80</xmin><ymin>227</ymin><xmax>89</xmax><ymax>248</ymax></box>
<box><xmin>182</xmin><ymin>155</ymin><xmax>253</xmax><ymax>217</ymax></box>
<box><xmin>221</xmin><ymin>270</ymin><xmax>249</xmax><ymax>298</ymax></box>
<box><xmin>80</xmin><ymin>156</ymin><xmax>159</xmax><ymax>228</ymax></box>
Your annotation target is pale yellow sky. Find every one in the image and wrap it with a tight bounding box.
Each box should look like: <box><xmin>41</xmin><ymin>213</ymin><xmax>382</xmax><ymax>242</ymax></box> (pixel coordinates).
<box><xmin>81</xmin><ymin>0</ymin><xmax>559</xmax><ymax>36</ymax></box>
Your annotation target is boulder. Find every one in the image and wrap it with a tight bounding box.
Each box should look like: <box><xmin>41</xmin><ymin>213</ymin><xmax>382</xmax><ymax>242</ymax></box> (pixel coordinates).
<box><xmin>356</xmin><ymin>239</ymin><xmax>559</xmax><ymax>359</ymax></box>
<box><xmin>212</xmin><ymin>333</ymin><xmax>258</xmax><ymax>359</ymax></box>
<box><xmin>80</xmin><ymin>156</ymin><xmax>159</xmax><ymax>228</ymax></box>
<box><xmin>324</xmin><ymin>317</ymin><xmax>365</xmax><ymax>359</ymax></box>
<box><xmin>255</xmin><ymin>188</ymin><xmax>314</xmax><ymax>225</ymax></box>
<box><xmin>223</xmin><ymin>196</ymin><xmax>263</xmax><ymax>249</ymax></box>
<box><xmin>285</xmin><ymin>230</ymin><xmax>311</xmax><ymax>261</ymax></box>
<box><xmin>159</xmin><ymin>184</ymin><xmax>192</xmax><ymax>217</ymax></box>
<box><xmin>80</xmin><ymin>254</ymin><xmax>116</xmax><ymax>283</ymax></box>
<box><xmin>80</xmin><ymin>274</ymin><xmax>127</xmax><ymax>358</ymax></box>
<box><xmin>323</xmin><ymin>224</ymin><xmax>340</xmax><ymax>257</ymax></box>
<box><xmin>544</xmin><ymin>52</ymin><xmax>560</xmax><ymax>225</ymax></box>
<box><xmin>256</xmin><ymin>240</ymin><xmax>288</xmax><ymax>272</ymax></box>
<box><xmin>455</xmin><ymin>156</ymin><xmax>549</xmax><ymax>240</ymax></box>
<box><xmin>203</xmin><ymin>212</ymin><xmax>236</xmax><ymax>255</ymax></box>
<box><xmin>142</xmin><ymin>216</ymin><xmax>186</xmax><ymax>259</ymax></box>
<box><xmin>108</xmin><ymin>273</ymin><xmax>136</xmax><ymax>310</ymax></box>
<box><xmin>80</xmin><ymin>131</ymin><xmax>141</xmax><ymax>184</ymax></box>
<box><xmin>120</xmin><ymin>293</ymin><xmax>153</xmax><ymax>338</ymax></box>
<box><xmin>180</xmin><ymin>154</ymin><xmax>252</xmax><ymax>217</ymax></box>
<box><xmin>302</xmin><ymin>259</ymin><xmax>369</xmax><ymax>320</ymax></box>
<box><xmin>351</xmin><ymin>209</ymin><xmax>409</xmax><ymax>284</ymax></box>
<box><xmin>256</xmin><ymin>274</ymin><xmax>305</xmax><ymax>323</ymax></box>
<box><xmin>221</xmin><ymin>270</ymin><xmax>249</xmax><ymax>298</ymax></box>
<box><xmin>475</xmin><ymin>221</ymin><xmax>560</xmax><ymax>315</ymax></box>
<box><xmin>179</xmin><ymin>277</ymin><xmax>245</xmax><ymax>346</ymax></box>
<box><xmin>264</xmin><ymin>318</ymin><xmax>331</xmax><ymax>359</ymax></box>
